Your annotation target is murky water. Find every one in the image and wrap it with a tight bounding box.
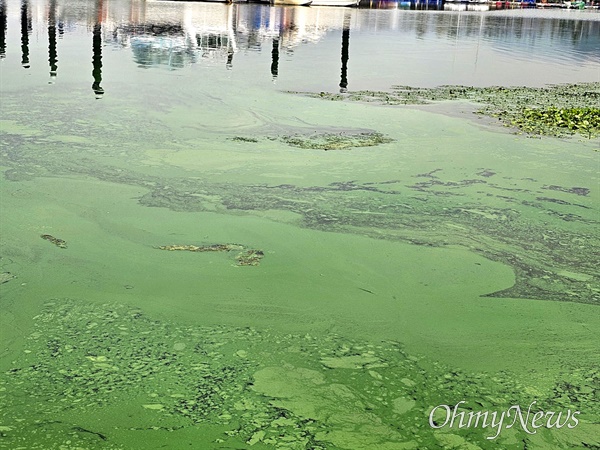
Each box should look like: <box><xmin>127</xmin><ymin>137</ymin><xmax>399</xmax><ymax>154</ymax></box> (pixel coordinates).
<box><xmin>0</xmin><ymin>0</ymin><xmax>599</xmax><ymax>449</ymax></box>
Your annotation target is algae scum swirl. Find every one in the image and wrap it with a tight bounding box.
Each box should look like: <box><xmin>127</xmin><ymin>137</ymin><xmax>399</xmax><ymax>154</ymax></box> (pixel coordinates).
<box><xmin>0</xmin><ymin>83</ymin><xmax>598</xmax><ymax>308</ymax></box>
<box><xmin>1</xmin><ymin>77</ymin><xmax>599</xmax><ymax>450</ymax></box>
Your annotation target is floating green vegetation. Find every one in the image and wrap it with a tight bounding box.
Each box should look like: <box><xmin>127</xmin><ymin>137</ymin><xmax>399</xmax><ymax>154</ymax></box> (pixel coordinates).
<box><xmin>40</xmin><ymin>234</ymin><xmax>67</xmax><ymax>249</ymax></box>
<box><xmin>235</xmin><ymin>248</ymin><xmax>264</xmax><ymax>266</ymax></box>
<box><xmin>515</xmin><ymin>107</ymin><xmax>600</xmax><ymax>138</ymax></box>
<box><xmin>158</xmin><ymin>243</ymin><xmax>244</xmax><ymax>252</ymax></box>
<box><xmin>291</xmin><ymin>83</ymin><xmax>600</xmax><ymax>139</ymax></box>
<box><xmin>158</xmin><ymin>243</ymin><xmax>264</xmax><ymax>266</ymax></box>
<box><xmin>228</xmin><ymin>132</ymin><xmax>394</xmax><ymax>150</ymax></box>
<box><xmin>229</xmin><ymin>136</ymin><xmax>259</xmax><ymax>143</ymax></box>
<box><xmin>1</xmin><ymin>299</ymin><xmax>597</xmax><ymax>449</ymax></box>
<box><xmin>281</xmin><ymin>132</ymin><xmax>394</xmax><ymax>151</ymax></box>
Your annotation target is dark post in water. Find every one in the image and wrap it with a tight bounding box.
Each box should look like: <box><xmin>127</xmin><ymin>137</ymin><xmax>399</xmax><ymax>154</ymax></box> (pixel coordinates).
<box><xmin>340</xmin><ymin>12</ymin><xmax>350</xmax><ymax>93</ymax></box>
<box><xmin>20</xmin><ymin>0</ymin><xmax>30</xmax><ymax>68</ymax></box>
<box><xmin>92</xmin><ymin>0</ymin><xmax>104</xmax><ymax>97</ymax></box>
<box><xmin>48</xmin><ymin>0</ymin><xmax>58</xmax><ymax>79</ymax></box>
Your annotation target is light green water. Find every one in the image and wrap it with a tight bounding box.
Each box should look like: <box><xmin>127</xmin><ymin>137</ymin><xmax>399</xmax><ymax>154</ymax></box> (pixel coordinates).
<box><xmin>1</xmin><ymin>80</ymin><xmax>599</xmax><ymax>449</ymax></box>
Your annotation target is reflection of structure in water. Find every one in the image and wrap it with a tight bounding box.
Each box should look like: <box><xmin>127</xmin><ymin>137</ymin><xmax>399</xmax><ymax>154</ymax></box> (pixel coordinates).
<box><xmin>0</xmin><ymin>0</ymin><xmax>6</xmax><ymax>58</ymax></box>
<box><xmin>20</xmin><ymin>0</ymin><xmax>31</xmax><ymax>68</ymax></box>
<box><xmin>110</xmin><ymin>5</ymin><xmax>354</xmax><ymax>70</ymax></box>
<box><xmin>48</xmin><ymin>0</ymin><xmax>57</xmax><ymax>79</ymax></box>
<box><xmin>129</xmin><ymin>29</ymin><xmax>197</xmax><ymax>69</ymax></box>
<box><xmin>271</xmin><ymin>37</ymin><xmax>279</xmax><ymax>79</ymax></box>
<box><xmin>92</xmin><ymin>0</ymin><xmax>105</xmax><ymax>97</ymax></box>
<box><xmin>359</xmin><ymin>0</ymin><xmax>400</xmax><ymax>8</ymax></box>
<box><xmin>405</xmin><ymin>2</ymin><xmax>444</xmax><ymax>9</ymax></box>
<box><xmin>358</xmin><ymin>0</ymin><xmax>446</xmax><ymax>9</ymax></box>
<box><xmin>443</xmin><ymin>3</ymin><xmax>489</xmax><ymax>10</ymax></box>
<box><xmin>114</xmin><ymin>5</ymin><xmax>237</xmax><ymax>69</ymax></box>
<box><xmin>124</xmin><ymin>27</ymin><xmax>239</xmax><ymax>69</ymax></box>
<box><xmin>339</xmin><ymin>12</ymin><xmax>350</xmax><ymax>92</ymax></box>
<box><xmin>197</xmin><ymin>32</ymin><xmax>234</xmax><ymax>62</ymax></box>
<box><xmin>14</xmin><ymin>0</ymin><xmax>590</xmax><ymax>85</ymax></box>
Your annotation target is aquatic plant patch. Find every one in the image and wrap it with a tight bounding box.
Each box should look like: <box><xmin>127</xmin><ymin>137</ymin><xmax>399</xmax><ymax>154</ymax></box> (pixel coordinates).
<box><xmin>158</xmin><ymin>243</ymin><xmax>245</xmax><ymax>252</ymax></box>
<box><xmin>228</xmin><ymin>132</ymin><xmax>395</xmax><ymax>151</ymax></box>
<box><xmin>291</xmin><ymin>83</ymin><xmax>600</xmax><ymax>139</ymax></box>
<box><xmin>157</xmin><ymin>243</ymin><xmax>264</xmax><ymax>266</ymax></box>
<box><xmin>229</xmin><ymin>136</ymin><xmax>259</xmax><ymax>143</ymax></box>
<box><xmin>281</xmin><ymin>132</ymin><xmax>394</xmax><ymax>151</ymax></box>
<box><xmin>515</xmin><ymin>107</ymin><xmax>600</xmax><ymax>138</ymax></box>
<box><xmin>40</xmin><ymin>234</ymin><xmax>67</xmax><ymax>249</ymax></box>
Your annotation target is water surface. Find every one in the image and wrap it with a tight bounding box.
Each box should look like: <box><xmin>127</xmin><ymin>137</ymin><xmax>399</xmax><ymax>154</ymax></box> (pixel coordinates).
<box><xmin>0</xmin><ymin>1</ymin><xmax>599</xmax><ymax>449</ymax></box>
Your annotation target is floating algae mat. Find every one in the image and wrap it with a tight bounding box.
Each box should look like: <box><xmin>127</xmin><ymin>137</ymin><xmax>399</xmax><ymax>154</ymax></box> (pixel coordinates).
<box><xmin>157</xmin><ymin>243</ymin><xmax>265</xmax><ymax>266</ymax></box>
<box><xmin>295</xmin><ymin>83</ymin><xmax>600</xmax><ymax>139</ymax></box>
<box><xmin>229</xmin><ymin>131</ymin><xmax>394</xmax><ymax>151</ymax></box>
<box><xmin>1</xmin><ymin>14</ymin><xmax>599</xmax><ymax>448</ymax></box>
<box><xmin>280</xmin><ymin>132</ymin><xmax>394</xmax><ymax>151</ymax></box>
<box><xmin>0</xmin><ymin>300</ymin><xmax>598</xmax><ymax>449</ymax></box>
<box><xmin>41</xmin><ymin>234</ymin><xmax>68</xmax><ymax>249</ymax></box>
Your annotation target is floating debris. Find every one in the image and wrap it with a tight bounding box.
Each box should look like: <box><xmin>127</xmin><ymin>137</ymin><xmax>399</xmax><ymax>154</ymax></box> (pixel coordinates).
<box><xmin>158</xmin><ymin>243</ymin><xmax>264</xmax><ymax>266</ymax></box>
<box><xmin>229</xmin><ymin>136</ymin><xmax>259</xmax><ymax>143</ymax></box>
<box><xmin>281</xmin><ymin>132</ymin><xmax>393</xmax><ymax>151</ymax></box>
<box><xmin>0</xmin><ymin>272</ymin><xmax>15</xmax><ymax>284</ymax></box>
<box><xmin>158</xmin><ymin>243</ymin><xmax>244</xmax><ymax>252</ymax></box>
<box><xmin>235</xmin><ymin>249</ymin><xmax>264</xmax><ymax>266</ymax></box>
<box><xmin>40</xmin><ymin>234</ymin><xmax>67</xmax><ymax>248</ymax></box>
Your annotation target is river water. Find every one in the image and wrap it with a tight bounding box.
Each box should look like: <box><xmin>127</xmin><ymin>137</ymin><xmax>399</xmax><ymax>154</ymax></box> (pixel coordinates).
<box><xmin>0</xmin><ymin>1</ymin><xmax>599</xmax><ymax>449</ymax></box>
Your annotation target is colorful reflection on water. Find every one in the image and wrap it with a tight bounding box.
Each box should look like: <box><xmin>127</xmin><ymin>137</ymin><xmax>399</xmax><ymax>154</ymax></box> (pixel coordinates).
<box><xmin>0</xmin><ymin>0</ymin><xmax>599</xmax><ymax>94</ymax></box>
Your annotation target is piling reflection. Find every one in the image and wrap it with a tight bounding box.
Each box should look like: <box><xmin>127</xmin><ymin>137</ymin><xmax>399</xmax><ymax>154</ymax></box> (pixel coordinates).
<box><xmin>0</xmin><ymin>0</ymin><xmax>6</xmax><ymax>59</ymax></box>
<box><xmin>92</xmin><ymin>0</ymin><xmax>104</xmax><ymax>97</ymax></box>
<box><xmin>58</xmin><ymin>13</ymin><xmax>63</xmax><ymax>37</ymax></box>
<box><xmin>271</xmin><ymin>37</ymin><xmax>279</xmax><ymax>79</ymax></box>
<box><xmin>339</xmin><ymin>12</ymin><xmax>350</xmax><ymax>92</ymax></box>
<box><xmin>48</xmin><ymin>0</ymin><xmax>57</xmax><ymax>80</ymax></box>
<box><xmin>226</xmin><ymin>4</ymin><xmax>237</xmax><ymax>69</ymax></box>
<box><xmin>20</xmin><ymin>0</ymin><xmax>30</xmax><ymax>68</ymax></box>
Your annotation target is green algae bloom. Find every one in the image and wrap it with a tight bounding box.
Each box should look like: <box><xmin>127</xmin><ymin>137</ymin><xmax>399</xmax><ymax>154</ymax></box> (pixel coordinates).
<box><xmin>293</xmin><ymin>83</ymin><xmax>600</xmax><ymax>140</ymax></box>
<box><xmin>281</xmin><ymin>132</ymin><xmax>394</xmax><ymax>151</ymax></box>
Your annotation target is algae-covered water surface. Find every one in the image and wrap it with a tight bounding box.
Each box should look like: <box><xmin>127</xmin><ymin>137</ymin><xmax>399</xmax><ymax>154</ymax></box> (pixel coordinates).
<box><xmin>0</xmin><ymin>1</ymin><xmax>599</xmax><ymax>449</ymax></box>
